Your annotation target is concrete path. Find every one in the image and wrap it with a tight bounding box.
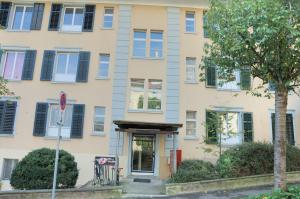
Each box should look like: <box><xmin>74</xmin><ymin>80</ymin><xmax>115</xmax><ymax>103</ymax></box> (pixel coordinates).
<box><xmin>123</xmin><ymin>186</ymin><xmax>272</xmax><ymax>199</ymax></box>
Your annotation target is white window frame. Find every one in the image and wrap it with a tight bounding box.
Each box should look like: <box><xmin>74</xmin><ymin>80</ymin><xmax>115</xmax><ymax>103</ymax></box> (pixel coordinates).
<box><xmin>186</xmin><ymin>111</ymin><xmax>197</xmax><ymax>137</ymax></box>
<box><xmin>52</xmin><ymin>52</ymin><xmax>79</xmax><ymax>83</ymax></box>
<box><xmin>93</xmin><ymin>106</ymin><xmax>106</xmax><ymax>135</ymax></box>
<box><xmin>10</xmin><ymin>4</ymin><xmax>33</xmax><ymax>31</ymax></box>
<box><xmin>97</xmin><ymin>54</ymin><xmax>110</xmax><ymax>79</ymax></box>
<box><xmin>147</xmin><ymin>79</ymin><xmax>163</xmax><ymax>111</ymax></box>
<box><xmin>1</xmin><ymin>158</ymin><xmax>18</xmax><ymax>180</ymax></box>
<box><xmin>1</xmin><ymin>51</ymin><xmax>25</xmax><ymax>81</ymax></box>
<box><xmin>185</xmin><ymin>57</ymin><xmax>197</xmax><ymax>83</ymax></box>
<box><xmin>61</xmin><ymin>6</ymin><xmax>84</xmax><ymax>32</ymax></box>
<box><xmin>46</xmin><ymin>104</ymin><xmax>73</xmax><ymax>138</ymax></box>
<box><xmin>103</xmin><ymin>7</ymin><xmax>114</xmax><ymax>29</ymax></box>
<box><xmin>150</xmin><ymin>30</ymin><xmax>163</xmax><ymax>58</ymax></box>
<box><xmin>133</xmin><ymin>30</ymin><xmax>147</xmax><ymax>58</ymax></box>
<box><xmin>129</xmin><ymin>79</ymin><xmax>145</xmax><ymax>111</ymax></box>
<box><xmin>185</xmin><ymin>11</ymin><xmax>195</xmax><ymax>33</ymax></box>
<box><xmin>217</xmin><ymin>70</ymin><xmax>241</xmax><ymax>91</ymax></box>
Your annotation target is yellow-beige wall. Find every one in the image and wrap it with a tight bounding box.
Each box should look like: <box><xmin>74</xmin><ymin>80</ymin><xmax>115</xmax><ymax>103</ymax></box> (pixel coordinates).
<box><xmin>0</xmin><ymin>0</ymin><xmax>299</xmax><ymax>188</ymax></box>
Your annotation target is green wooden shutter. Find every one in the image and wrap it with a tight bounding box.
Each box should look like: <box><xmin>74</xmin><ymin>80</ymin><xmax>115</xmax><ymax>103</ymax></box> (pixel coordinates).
<box><xmin>48</xmin><ymin>4</ymin><xmax>62</xmax><ymax>31</ymax></box>
<box><xmin>33</xmin><ymin>103</ymin><xmax>48</xmax><ymax>137</ymax></box>
<box><xmin>271</xmin><ymin>113</ymin><xmax>275</xmax><ymax>143</ymax></box>
<box><xmin>206</xmin><ymin>110</ymin><xmax>218</xmax><ymax>144</ymax></box>
<box><xmin>40</xmin><ymin>50</ymin><xmax>55</xmax><ymax>81</ymax></box>
<box><xmin>0</xmin><ymin>2</ymin><xmax>12</xmax><ymax>28</ymax></box>
<box><xmin>76</xmin><ymin>51</ymin><xmax>90</xmax><ymax>82</ymax></box>
<box><xmin>240</xmin><ymin>68</ymin><xmax>251</xmax><ymax>90</ymax></box>
<box><xmin>83</xmin><ymin>5</ymin><xmax>95</xmax><ymax>32</ymax></box>
<box><xmin>206</xmin><ymin>65</ymin><xmax>216</xmax><ymax>87</ymax></box>
<box><xmin>1</xmin><ymin>101</ymin><xmax>17</xmax><ymax>134</ymax></box>
<box><xmin>22</xmin><ymin>50</ymin><xmax>37</xmax><ymax>80</ymax></box>
<box><xmin>203</xmin><ymin>11</ymin><xmax>209</xmax><ymax>38</ymax></box>
<box><xmin>70</xmin><ymin>104</ymin><xmax>85</xmax><ymax>138</ymax></box>
<box><xmin>243</xmin><ymin>112</ymin><xmax>253</xmax><ymax>142</ymax></box>
<box><xmin>286</xmin><ymin>114</ymin><xmax>295</xmax><ymax>145</ymax></box>
<box><xmin>30</xmin><ymin>3</ymin><xmax>44</xmax><ymax>30</ymax></box>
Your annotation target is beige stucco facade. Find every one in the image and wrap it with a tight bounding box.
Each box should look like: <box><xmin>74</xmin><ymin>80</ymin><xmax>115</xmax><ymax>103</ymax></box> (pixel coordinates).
<box><xmin>0</xmin><ymin>0</ymin><xmax>299</xmax><ymax>189</ymax></box>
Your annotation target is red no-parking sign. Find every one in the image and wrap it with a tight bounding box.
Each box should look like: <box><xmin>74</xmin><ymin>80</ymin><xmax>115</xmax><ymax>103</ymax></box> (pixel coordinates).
<box><xmin>60</xmin><ymin>92</ymin><xmax>67</xmax><ymax>111</ymax></box>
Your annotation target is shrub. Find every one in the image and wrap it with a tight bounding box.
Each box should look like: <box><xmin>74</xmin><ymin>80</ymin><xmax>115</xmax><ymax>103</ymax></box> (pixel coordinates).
<box><xmin>10</xmin><ymin>148</ymin><xmax>78</xmax><ymax>190</ymax></box>
<box><xmin>216</xmin><ymin>142</ymin><xmax>300</xmax><ymax>178</ymax></box>
<box><xmin>169</xmin><ymin>160</ymin><xmax>218</xmax><ymax>183</ymax></box>
<box><xmin>247</xmin><ymin>186</ymin><xmax>300</xmax><ymax>199</ymax></box>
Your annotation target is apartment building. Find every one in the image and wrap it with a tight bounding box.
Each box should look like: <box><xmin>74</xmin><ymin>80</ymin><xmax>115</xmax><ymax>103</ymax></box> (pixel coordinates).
<box><xmin>0</xmin><ymin>0</ymin><xmax>299</xmax><ymax>189</ymax></box>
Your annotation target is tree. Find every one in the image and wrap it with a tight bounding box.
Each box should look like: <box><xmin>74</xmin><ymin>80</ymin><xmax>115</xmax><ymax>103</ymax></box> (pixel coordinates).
<box><xmin>10</xmin><ymin>148</ymin><xmax>79</xmax><ymax>190</ymax></box>
<box><xmin>202</xmin><ymin>0</ymin><xmax>300</xmax><ymax>190</ymax></box>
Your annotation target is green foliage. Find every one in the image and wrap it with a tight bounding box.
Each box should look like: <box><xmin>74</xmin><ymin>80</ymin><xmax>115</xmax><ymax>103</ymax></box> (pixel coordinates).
<box><xmin>216</xmin><ymin>143</ymin><xmax>300</xmax><ymax>178</ymax></box>
<box><xmin>10</xmin><ymin>148</ymin><xmax>78</xmax><ymax>190</ymax></box>
<box><xmin>169</xmin><ymin>160</ymin><xmax>219</xmax><ymax>183</ymax></box>
<box><xmin>202</xmin><ymin>0</ymin><xmax>300</xmax><ymax>93</ymax></box>
<box><xmin>247</xmin><ymin>186</ymin><xmax>300</xmax><ymax>199</ymax></box>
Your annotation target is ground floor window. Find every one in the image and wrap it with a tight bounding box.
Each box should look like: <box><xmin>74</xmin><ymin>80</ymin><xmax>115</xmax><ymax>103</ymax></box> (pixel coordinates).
<box><xmin>1</xmin><ymin>159</ymin><xmax>18</xmax><ymax>180</ymax></box>
<box><xmin>271</xmin><ymin>113</ymin><xmax>295</xmax><ymax>145</ymax></box>
<box><xmin>47</xmin><ymin>104</ymin><xmax>73</xmax><ymax>138</ymax></box>
<box><xmin>206</xmin><ymin>110</ymin><xmax>253</xmax><ymax>145</ymax></box>
<box><xmin>186</xmin><ymin>111</ymin><xmax>197</xmax><ymax>137</ymax></box>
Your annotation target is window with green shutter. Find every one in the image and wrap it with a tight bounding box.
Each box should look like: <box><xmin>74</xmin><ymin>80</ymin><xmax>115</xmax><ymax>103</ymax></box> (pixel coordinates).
<box><xmin>240</xmin><ymin>68</ymin><xmax>251</xmax><ymax>90</ymax></box>
<box><xmin>206</xmin><ymin>110</ymin><xmax>218</xmax><ymax>144</ymax></box>
<box><xmin>205</xmin><ymin>58</ymin><xmax>216</xmax><ymax>87</ymax></box>
<box><xmin>271</xmin><ymin>113</ymin><xmax>295</xmax><ymax>145</ymax></box>
<box><xmin>243</xmin><ymin>112</ymin><xmax>253</xmax><ymax>142</ymax></box>
<box><xmin>0</xmin><ymin>101</ymin><xmax>17</xmax><ymax>135</ymax></box>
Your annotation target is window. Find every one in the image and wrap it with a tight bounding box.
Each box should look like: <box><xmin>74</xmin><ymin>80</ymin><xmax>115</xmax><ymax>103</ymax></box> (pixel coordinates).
<box><xmin>12</xmin><ymin>5</ymin><xmax>33</xmax><ymax>30</ymax></box>
<box><xmin>186</xmin><ymin>57</ymin><xmax>197</xmax><ymax>82</ymax></box>
<box><xmin>93</xmin><ymin>107</ymin><xmax>105</xmax><ymax>134</ymax></box>
<box><xmin>150</xmin><ymin>31</ymin><xmax>163</xmax><ymax>58</ymax></box>
<box><xmin>217</xmin><ymin>70</ymin><xmax>241</xmax><ymax>90</ymax></box>
<box><xmin>129</xmin><ymin>79</ymin><xmax>163</xmax><ymax>111</ymax></box>
<box><xmin>2</xmin><ymin>51</ymin><xmax>25</xmax><ymax>80</ymax></box>
<box><xmin>98</xmin><ymin>54</ymin><xmax>110</xmax><ymax>78</ymax></box>
<box><xmin>133</xmin><ymin>30</ymin><xmax>146</xmax><ymax>57</ymax></box>
<box><xmin>206</xmin><ymin>111</ymin><xmax>242</xmax><ymax>145</ymax></box>
<box><xmin>185</xmin><ymin>11</ymin><xmax>195</xmax><ymax>32</ymax></box>
<box><xmin>186</xmin><ymin>111</ymin><xmax>197</xmax><ymax>136</ymax></box>
<box><xmin>103</xmin><ymin>7</ymin><xmax>113</xmax><ymax>28</ymax></box>
<box><xmin>1</xmin><ymin>159</ymin><xmax>18</xmax><ymax>180</ymax></box>
<box><xmin>129</xmin><ymin>79</ymin><xmax>145</xmax><ymax>110</ymax></box>
<box><xmin>147</xmin><ymin>80</ymin><xmax>162</xmax><ymax>110</ymax></box>
<box><xmin>53</xmin><ymin>52</ymin><xmax>79</xmax><ymax>82</ymax></box>
<box><xmin>47</xmin><ymin>104</ymin><xmax>73</xmax><ymax>138</ymax></box>
<box><xmin>61</xmin><ymin>7</ymin><xmax>84</xmax><ymax>31</ymax></box>
<box><xmin>271</xmin><ymin>113</ymin><xmax>295</xmax><ymax>145</ymax></box>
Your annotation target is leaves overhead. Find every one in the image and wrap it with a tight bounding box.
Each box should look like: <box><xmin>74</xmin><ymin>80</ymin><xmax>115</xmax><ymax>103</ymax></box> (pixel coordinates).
<box><xmin>202</xmin><ymin>0</ymin><xmax>300</xmax><ymax>93</ymax></box>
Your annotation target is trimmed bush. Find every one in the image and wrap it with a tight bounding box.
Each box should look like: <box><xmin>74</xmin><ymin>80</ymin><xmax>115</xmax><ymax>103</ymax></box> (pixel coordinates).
<box><xmin>169</xmin><ymin>160</ymin><xmax>218</xmax><ymax>183</ymax></box>
<box><xmin>216</xmin><ymin>142</ymin><xmax>300</xmax><ymax>178</ymax></box>
<box><xmin>10</xmin><ymin>148</ymin><xmax>78</xmax><ymax>190</ymax></box>
<box><xmin>247</xmin><ymin>186</ymin><xmax>300</xmax><ymax>199</ymax></box>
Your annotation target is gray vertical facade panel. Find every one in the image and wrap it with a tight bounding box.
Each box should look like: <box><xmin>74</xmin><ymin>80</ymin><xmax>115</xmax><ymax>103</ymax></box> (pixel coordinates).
<box><xmin>109</xmin><ymin>5</ymin><xmax>132</xmax><ymax>155</ymax></box>
<box><xmin>165</xmin><ymin>7</ymin><xmax>181</xmax><ymax>156</ymax></box>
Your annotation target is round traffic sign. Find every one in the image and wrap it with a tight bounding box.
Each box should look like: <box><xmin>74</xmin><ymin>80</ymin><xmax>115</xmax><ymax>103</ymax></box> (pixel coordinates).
<box><xmin>60</xmin><ymin>92</ymin><xmax>67</xmax><ymax>111</ymax></box>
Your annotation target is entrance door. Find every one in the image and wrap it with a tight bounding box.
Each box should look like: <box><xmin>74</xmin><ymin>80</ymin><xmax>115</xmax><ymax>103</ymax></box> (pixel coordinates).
<box><xmin>131</xmin><ymin>134</ymin><xmax>155</xmax><ymax>173</ymax></box>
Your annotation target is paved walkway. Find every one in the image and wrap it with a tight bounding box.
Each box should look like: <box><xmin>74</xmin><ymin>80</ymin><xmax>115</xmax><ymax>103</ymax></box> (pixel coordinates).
<box><xmin>123</xmin><ymin>186</ymin><xmax>272</xmax><ymax>199</ymax></box>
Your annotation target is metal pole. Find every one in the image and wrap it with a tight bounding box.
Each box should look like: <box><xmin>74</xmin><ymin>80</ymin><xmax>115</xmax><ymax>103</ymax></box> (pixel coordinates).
<box><xmin>114</xmin><ymin>131</ymin><xmax>120</xmax><ymax>186</ymax></box>
<box><xmin>173</xmin><ymin>134</ymin><xmax>177</xmax><ymax>174</ymax></box>
<box><xmin>51</xmin><ymin>112</ymin><xmax>63</xmax><ymax>199</ymax></box>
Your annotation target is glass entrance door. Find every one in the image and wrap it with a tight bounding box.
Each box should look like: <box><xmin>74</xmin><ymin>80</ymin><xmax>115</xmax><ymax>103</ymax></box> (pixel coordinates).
<box><xmin>131</xmin><ymin>134</ymin><xmax>155</xmax><ymax>173</ymax></box>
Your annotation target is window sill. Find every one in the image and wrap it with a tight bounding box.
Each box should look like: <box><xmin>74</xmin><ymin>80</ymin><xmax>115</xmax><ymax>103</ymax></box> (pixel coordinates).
<box><xmin>128</xmin><ymin>109</ymin><xmax>163</xmax><ymax>114</ymax></box>
<box><xmin>44</xmin><ymin>136</ymin><xmax>71</xmax><ymax>141</ymax></box>
<box><xmin>184</xmin><ymin>31</ymin><xmax>197</xmax><ymax>35</ymax></box>
<box><xmin>185</xmin><ymin>81</ymin><xmax>199</xmax><ymax>84</ymax></box>
<box><xmin>6</xmin><ymin>29</ymin><xmax>31</xmax><ymax>32</ymax></box>
<box><xmin>184</xmin><ymin>136</ymin><xmax>199</xmax><ymax>140</ymax></box>
<box><xmin>6</xmin><ymin>79</ymin><xmax>22</xmax><ymax>83</ymax></box>
<box><xmin>51</xmin><ymin>81</ymin><xmax>76</xmax><ymax>84</ymax></box>
<box><xmin>216</xmin><ymin>88</ymin><xmax>241</xmax><ymax>92</ymax></box>
<box><xmin>101</xmin><ymin>27</ymin><xmax>114</xmax><ymax>30</ymax></box>
<box><xmin>131</xmin><ymin>56</ymin><xmax>164</xmax><ymax>61</ymax></box>
<box><xmin>0</xmin><ymin>134</ymin><xmax>14</xmax><ymax>137</ymax></box>
<box><xmin>95</xmin><ymin>77</ymin><xmax>110</xmax><ymax>80</ymax></box>
<box><xmin>58</xmin><ymin>30</ymin><xmax>83</xmax><ymax>34</ymax></box>
<box><xmin>91</xmin><ymin>132</ymin><xmax>106</xmax><ymax>137</ymax></box>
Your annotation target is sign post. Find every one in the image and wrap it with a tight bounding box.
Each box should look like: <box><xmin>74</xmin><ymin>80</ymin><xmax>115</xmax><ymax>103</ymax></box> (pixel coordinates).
<box><xmin>51</xmin><ymin>91</ymin><xmax>66</xmax><ymax>199</ymax></box>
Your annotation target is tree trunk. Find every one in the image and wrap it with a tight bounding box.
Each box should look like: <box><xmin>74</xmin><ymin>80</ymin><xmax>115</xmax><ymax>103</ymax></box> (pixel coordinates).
<box><xmin>274</xmin><ymin>89</ymin><xmax>288</xmax><ymax>191</ymax></box>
